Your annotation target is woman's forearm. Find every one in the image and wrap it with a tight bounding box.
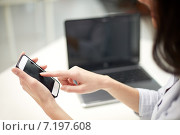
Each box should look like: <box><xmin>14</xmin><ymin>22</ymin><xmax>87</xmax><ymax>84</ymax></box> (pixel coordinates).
<box><xmin>103</xmin><ymin>76</ymin><xmax>139</xmax><ymax>113</ymax></box>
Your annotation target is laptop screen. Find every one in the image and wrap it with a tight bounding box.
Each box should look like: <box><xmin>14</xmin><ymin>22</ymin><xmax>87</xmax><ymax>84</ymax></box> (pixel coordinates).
<box><xmin>65</xmin><ymin>13</ymin><xmax>140</xmax><ymax>71</ymax></box>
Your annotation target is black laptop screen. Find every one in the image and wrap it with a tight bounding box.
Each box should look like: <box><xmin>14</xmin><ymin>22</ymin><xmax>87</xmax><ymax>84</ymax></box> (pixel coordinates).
<box><xmin>65</xmin><ymin>13</ymin><xmax>140</xmax><ymax>71</ymax></box>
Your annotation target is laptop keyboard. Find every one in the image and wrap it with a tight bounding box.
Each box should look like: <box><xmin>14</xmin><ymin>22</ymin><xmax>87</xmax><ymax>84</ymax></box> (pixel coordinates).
<box><xmin>105</xmin><ymin>68</ymin><xmax>151</xmax><ymax>83</ymax></box>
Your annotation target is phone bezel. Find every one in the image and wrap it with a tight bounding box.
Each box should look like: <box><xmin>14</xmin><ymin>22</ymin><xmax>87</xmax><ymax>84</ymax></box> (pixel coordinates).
<box><xmin>16</xmin><ymin>54</ymin><xmax>60</xmax><ymax>98</ymax></box>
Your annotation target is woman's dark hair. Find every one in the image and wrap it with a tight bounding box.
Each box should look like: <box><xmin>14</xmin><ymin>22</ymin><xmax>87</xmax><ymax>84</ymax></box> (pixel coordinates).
<box><xmin>153</xmin><ymin>0</ymin><xmax>180</xmax><ymax>76</ymax></box>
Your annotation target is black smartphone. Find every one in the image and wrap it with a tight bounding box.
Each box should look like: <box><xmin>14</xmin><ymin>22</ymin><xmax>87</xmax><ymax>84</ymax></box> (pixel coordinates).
<box><xmin>16</xmin><ymin>54</ymin><xmax>60</xmax><ymax>98</ymax></box>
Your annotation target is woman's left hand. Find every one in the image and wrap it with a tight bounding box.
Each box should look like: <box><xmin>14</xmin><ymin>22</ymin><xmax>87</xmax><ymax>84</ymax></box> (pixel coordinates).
<box><xmin>11</xmin><ymin>54</ymin><xmax>54</xmax><ymax>108</ymax></box>
<box><xmin>11</xmin><ymin>53</ymin><xmax>72</xmax><ymax>120</ymax></box>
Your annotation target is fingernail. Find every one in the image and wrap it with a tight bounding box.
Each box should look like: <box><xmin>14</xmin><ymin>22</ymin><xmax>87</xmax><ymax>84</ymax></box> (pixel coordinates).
<box><xmin>40</xmin><ymin>72</ymin><xmax>45</xmax><ymax>76</ymax></box>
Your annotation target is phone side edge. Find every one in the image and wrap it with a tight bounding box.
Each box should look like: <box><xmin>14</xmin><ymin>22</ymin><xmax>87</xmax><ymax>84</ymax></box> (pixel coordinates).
<box><xmin>52</xmin><ymin>80</ymin><xmax>60</xmax><ymax>98</ymax></box>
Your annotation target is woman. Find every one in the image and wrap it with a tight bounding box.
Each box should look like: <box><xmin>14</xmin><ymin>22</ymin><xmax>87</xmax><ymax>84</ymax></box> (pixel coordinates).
<box><xmin>12</xmin><ymin>0</ymin><xmax>180</xmax><ymax>120</ymax></box>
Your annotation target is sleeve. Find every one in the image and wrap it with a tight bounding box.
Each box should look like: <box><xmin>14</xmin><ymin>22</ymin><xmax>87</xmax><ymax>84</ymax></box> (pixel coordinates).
<box><xmin>137</xmin><ymin>88</ymin><xmax>161</xmax><ymax>120</ymax></box>
<box><xmin>157</xmin><ymin>90</ymin><xmax>180</xmax><ymax>119</ymax></box>
<box><xmin>137</xmin><ymin>76</ymin><xmax>175</xmax><ymax>119</ymax></box>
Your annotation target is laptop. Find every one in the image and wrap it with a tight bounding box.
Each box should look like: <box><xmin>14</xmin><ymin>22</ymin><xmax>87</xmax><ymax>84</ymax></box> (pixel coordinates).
<box><xmin>64</xmin><ymin>13</ymin><xmax>160</xmax><ymax>108</ymax></box>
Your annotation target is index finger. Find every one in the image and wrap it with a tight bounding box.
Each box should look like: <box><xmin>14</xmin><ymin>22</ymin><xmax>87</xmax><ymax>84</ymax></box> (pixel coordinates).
<box><xmin>40</xmin><ymin>70</ymin><xmax>70</xmax><ymax>77</ymax></box>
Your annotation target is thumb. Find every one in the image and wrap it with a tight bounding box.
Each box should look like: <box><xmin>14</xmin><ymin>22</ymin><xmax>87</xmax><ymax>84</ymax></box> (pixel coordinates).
<box><xmin>12</xmin><ymin>67</ymin><xmax>23</xmax><ymax>77</ymax></box>
<box><xmin>61</xmin><ymin>85</ymin><xmax>85</xmax><ymax>94</ymax></box>
<box><xmin>12</xmin><ymin>68</ymin><xmax>30</xmax><ymax>82</ymax></box>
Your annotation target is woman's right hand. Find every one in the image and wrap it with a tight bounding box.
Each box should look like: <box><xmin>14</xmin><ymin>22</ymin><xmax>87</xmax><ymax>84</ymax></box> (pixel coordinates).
<box><xmin>40</xmin><ymin>66</ymin><xmax>110</xmax><ymax>94</ymax></box>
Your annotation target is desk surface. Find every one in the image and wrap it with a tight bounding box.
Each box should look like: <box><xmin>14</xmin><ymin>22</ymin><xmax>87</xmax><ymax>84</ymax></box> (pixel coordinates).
<box><xmin>0</xmin><ymin>37</ymin><xmax>171</xmax><ymax>120</ymax></box>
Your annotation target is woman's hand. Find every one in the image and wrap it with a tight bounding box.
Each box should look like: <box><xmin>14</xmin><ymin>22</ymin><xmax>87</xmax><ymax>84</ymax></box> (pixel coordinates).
<box><xmin>41</xmin><ymin>66</ymin><xmax>140</xmax><ymax>113</ymax></box>
<box><xmin>12</xmin><ymin>56</ymin><xmax>54</xmax><ymax>107</ymax></box>
<box><xmin>12</xmin><ymin>53</ymin><xmax>72</xmax><ymax>119</ymax></box>
<box><xmin>12</xmin><ymin>66</ymin><xmax>72</xmax><ymax>119</ymax></box>
<box><xmin>41</xmin><ymin>66</ymin><xmax>110</xmax><ymax>94</ymax></box>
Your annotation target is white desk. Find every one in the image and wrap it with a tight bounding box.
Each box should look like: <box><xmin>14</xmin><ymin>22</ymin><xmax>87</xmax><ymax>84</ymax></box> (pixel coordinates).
<box><xmin>0</xmin><ymin>37</ymin><xmax>171</xmax><ymax>120</ymax></box>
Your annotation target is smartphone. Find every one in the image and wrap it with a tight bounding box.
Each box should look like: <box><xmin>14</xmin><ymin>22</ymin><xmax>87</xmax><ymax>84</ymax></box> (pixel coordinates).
<box><xmin>16</xmin><ymin>54</ymin><xmax>60</xmax><ymax>98</ymax></box>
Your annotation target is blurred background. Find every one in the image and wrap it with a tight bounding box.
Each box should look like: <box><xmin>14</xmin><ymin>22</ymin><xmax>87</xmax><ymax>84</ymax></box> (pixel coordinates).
<box><xmin>0</xmin><ymin>0</ymin><xmax>154</xmax><ymax>73</ymax></box>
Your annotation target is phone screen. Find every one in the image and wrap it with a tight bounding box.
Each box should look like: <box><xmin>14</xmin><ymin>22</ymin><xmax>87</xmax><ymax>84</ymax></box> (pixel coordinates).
<box><xmin>24</xmin><ymin>59</ymin><xmax>55</xmax><ymax>93</ymax></box>
<box><xmin>16</xmin><ymin>55</ymin><xmax>60</xmax><ymax>97</ymax></box>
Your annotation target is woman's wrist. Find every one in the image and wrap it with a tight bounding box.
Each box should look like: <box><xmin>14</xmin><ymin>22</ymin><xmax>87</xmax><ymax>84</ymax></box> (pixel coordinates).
<box><xmin>101</xmin><ymin>75</ymin><xmax>115</xmax><ymax>92</ymax></box>
<box><xmin>40</xmin><ymin>97</ymin><xmax>72</xmax><ymax>120</ymax></box>
<box><xmin>101</xmin><ymin>74</ymin><xmax>140</xmax><ymax>113</ymax></box>
<box><xmin>101</xmin><ymin>74</ymin><xmax>124</xmax><ymax>94</ymax></box>
<box><xmin>40</xmin><ymin>97</ymin><xmax>56</xmax><ymax>112</ymax></box>
<box><xmin>41</xmin><ymin>98</ymin><xmax>59</xmax><ymax>119</ymax></box>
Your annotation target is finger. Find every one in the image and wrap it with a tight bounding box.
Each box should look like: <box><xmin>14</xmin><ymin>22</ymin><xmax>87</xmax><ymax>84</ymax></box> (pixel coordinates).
<box><xmin>19</xmin><ymin>78</ymin><xmax>24</xmax><ymax>86</ymax></box>
<box><xmin>19</xmin><ymin>79</ymin><xmax>29</xmax><ymax>90</ymax></box>
<box><xmin>40</xmin><ymin>65</ymin><xmax>47</xmax><ymax>70</ymax></box>
<box><xmin>58</xmin><ymin>77</ymin><xmax>71</xmax><ymax>85</ymax></box>
<box><xmin>40</xmin><ymin>70</ymin><xmax>70</xmax><ymax>77</ymax></box>
<box><xmin>17</xmin><ymin>52</ymin><xmax>25</xmax><ymax>62</ymax></box>
<box><xmin>68</xmin><ymin>78</ymin><xmax>74</xmax><ymax>84</ymax></box>
<box><xmin>31</xmin><ymin>57</ymin><xmax>38</xmax><ymax>63</ymax></box>
<box><xmin>19</xmin><ymin>78</ymin><xmax>32</xmax><ymax>94</ymax></box>
<box><xmin>12</xmin><ymin>68</ymin><xmax>32</xmax><ymax>83</ymax></box>
<box><xmin>61</xmin><ymin>85</ymin><xmax>85</xmax><ymax>94</ymax></box>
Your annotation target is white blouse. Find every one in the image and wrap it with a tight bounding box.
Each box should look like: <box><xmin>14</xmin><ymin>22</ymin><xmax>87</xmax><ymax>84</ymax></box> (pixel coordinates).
<box><xmin>137</xmin><ymin>76</ymin><xmax>180</xmax><ymax>119</ymax></box>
